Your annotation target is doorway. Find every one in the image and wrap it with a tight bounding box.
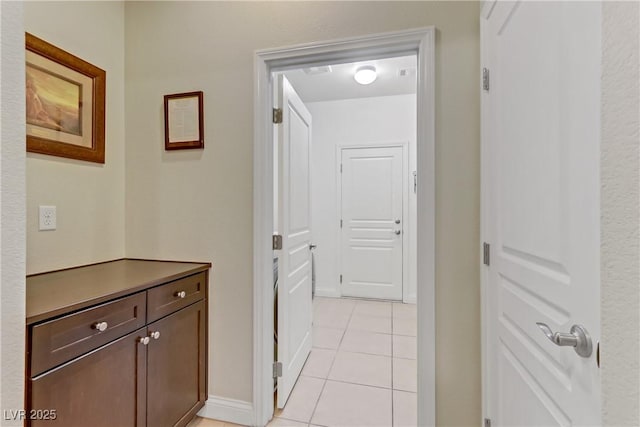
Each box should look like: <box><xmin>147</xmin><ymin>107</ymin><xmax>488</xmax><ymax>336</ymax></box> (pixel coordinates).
<box><xmin>253</xmin><ymin>28</ymin><xmax>435</xmax><ymax>427</ymax></box>
<box><xmin>272</xmin><ymin>54</ymin><xmax>417</xmax><ymax>425</ymax></box>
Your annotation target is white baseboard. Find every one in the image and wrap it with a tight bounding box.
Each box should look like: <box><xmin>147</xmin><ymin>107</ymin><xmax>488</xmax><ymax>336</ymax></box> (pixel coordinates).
<box><xmin>314</xmin><ymin>288</ymin><xmax>341</xmax><ymax>298</ymax></box>
<box><xmin>403</xmin><ymin>295</ymin><xmax>417</xmax><ymax>304</ymax></box>
<box><xmin>198</xmin><ymin>395</ymin><xmax>254</xmax><ymax>426</ymax></box>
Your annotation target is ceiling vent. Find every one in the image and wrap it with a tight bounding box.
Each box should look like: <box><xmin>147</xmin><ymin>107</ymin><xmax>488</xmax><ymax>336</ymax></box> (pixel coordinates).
<box><xmin>398</xmin><ymin>67</ymin><xmax>417</xmax><ymax>78</ymax></box>
<box><xmin>303</xmin><ymin>66</ymin><xmax>333</xmax><ymax>75</ymax></box>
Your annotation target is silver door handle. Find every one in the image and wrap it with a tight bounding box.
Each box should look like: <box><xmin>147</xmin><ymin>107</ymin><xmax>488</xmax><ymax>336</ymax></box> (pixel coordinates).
<box><xmin>394</xmin><ymin>230</ymin><xmax>401</xmax><ymax>235</ymax></box>
<box><xmin>309</xmin><ymin>244</ymin><xmax>317</xmax><ymax>250</ymax></box>
<box><xmin>536</xmin><ymin>322</ymin><xmax>592</xmax><ymax>357</ymax></box>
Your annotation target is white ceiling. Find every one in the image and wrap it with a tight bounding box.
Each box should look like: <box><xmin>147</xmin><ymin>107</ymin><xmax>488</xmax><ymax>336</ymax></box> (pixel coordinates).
<box><xmin>283</xmin><ymin>55</ymin><xmax>417</xmax><ymax>103</ymax></box>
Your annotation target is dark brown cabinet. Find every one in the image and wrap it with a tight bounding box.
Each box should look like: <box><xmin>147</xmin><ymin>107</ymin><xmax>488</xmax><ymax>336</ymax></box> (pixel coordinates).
<box><xmin>147</xmin><ymin>301</ymin><xmax>206</xmax><ymax>427</ymax></box>
<box><xmin>26</xmin><ymin>260</ymin><xmax>210</xmax><ymax>427</ymax></box>
<box><xmin>31</xmin><ymin>329</ymin><xmax>147</xmax><ymax>427</ymax></box>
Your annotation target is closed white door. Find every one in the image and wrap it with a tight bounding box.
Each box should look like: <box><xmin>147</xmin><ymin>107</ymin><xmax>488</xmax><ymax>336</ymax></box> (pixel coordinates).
<box><xmin>340</xmin><ymin>146</ymin><xmax>404</xmax><ymax>301</ymax></box>
<box><xmin>483</xmin><ymin>1</ymin><xmax>601</xmax><ymax>425</ymax></box>
<box><xmin>275</xmin><ymin>75</ymin><xmax>313</xmax><ymax>408</ymax></box>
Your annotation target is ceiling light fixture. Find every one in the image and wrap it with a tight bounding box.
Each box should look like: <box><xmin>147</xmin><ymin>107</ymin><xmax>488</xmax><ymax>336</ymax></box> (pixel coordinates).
<box><xmin>354</xmin><ymin>66</ymin><xmax>377</xmax><ymax>85</ymax></box>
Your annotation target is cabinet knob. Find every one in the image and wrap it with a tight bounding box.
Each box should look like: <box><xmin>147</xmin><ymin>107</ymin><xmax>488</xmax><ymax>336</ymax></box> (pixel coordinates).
<box><xmin>138</xmin><ymin>336</ymin><xmax>150</xmax><ymax>345</ymax></box>
<box><xmin>150</xmin><ymin>331</ymin><xmax>161</xmax><ymax>340</ymax></box>
<box><xmin>175</xmin><ymin>290</ymin><xmax>187</xmax><ymax>299</ymax></box>
<box><xmin>92</xmin><ymin>321</ymin><xmax>108</xmax><ymax>332</ymax></box>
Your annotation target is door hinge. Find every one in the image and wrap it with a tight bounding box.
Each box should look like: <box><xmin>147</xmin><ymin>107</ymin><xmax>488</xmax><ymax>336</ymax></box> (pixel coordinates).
<box><xmin>483</xmin><ymin>242</ymin><xmax>490</xmax><ymax>266</ymax></box>
<box><xmin>273</xmin><ymin>362</ymin><xmax>283</xmax><ymax>378</ymax></box>
<box><xmin>272</xmin><ymin>234</ymin><xmax>283</xmax><ymax>250</ymax></box>
<box><xmin>484</xmin><ymin>418</ymin><xmax>492</xmax><ymax>427</ymax></box>
<box><xmin>273</xmin><ymin>108</ymin><xmax>283</xmax><ymax>124</ymax></box>
<box><xmin>340</xmin><ymin>219</ymin><xmax>343</xmax><ymax>228</ymax></box>
<box><xmin>340</xmin><ymin>274</ymin><xmax>343</xmax><ymax>284</ymax></box>
<box><xmin>482</xmin><ymin>68</ymin><xmax>490</xmax><ymax>91</ymax></box>
<box><xmin>340</xmin><ymin>163</ymin><xmax>343</xmax><ymax>173</ymax></box>
<box><xmin>413</xmin><ymin>171</ymin><xmax>417</xmax><ymax>193</ymax></box>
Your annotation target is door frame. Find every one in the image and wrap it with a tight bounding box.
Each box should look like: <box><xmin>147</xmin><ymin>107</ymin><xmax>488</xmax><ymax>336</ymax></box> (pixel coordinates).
<box><xmin>253</xmin><ymin>27</ymin><xmax>435</xmax><ymax>426</ymax></box>
<box><xmin>480</xmin><ymin>1</ymin><xmax>494</xmax><ymax>421</ymax></box>
<box><xmin>336</xmin><ymin>142</ymin><xmax>413</xmax><ymax>303</ymax></box>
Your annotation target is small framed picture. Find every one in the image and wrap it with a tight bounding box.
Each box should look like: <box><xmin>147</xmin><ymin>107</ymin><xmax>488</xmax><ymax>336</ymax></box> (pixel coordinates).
<box><xmin>164</xmin><ymin>91</ymin><xmax>204</xmax><ymax>150</ymax></box>
<box><xmin>26</xmin><ymin>33</ymin><xmax>106</xmax><ymax>163</ymax></box>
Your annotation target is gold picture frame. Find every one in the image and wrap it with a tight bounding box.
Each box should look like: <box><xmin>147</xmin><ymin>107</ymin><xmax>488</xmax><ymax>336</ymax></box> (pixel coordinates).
<box><xmin>26</xmin><ymin>33</ymin><xmax>106</xmax><ymax>163</ymax></box>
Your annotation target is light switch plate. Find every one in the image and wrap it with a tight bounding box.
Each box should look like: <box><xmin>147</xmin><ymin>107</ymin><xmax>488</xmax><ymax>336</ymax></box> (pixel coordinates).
<box><xmin>39</xmin><ymin>205</ymin><xmax>56</xmax><ymax>231</ymax></box>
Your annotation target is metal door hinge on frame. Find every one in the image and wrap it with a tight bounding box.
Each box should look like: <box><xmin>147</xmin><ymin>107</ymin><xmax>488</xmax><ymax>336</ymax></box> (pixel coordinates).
<box><xmin>482</xmin><ymin>68</ymin><xmax>490</xmax><ymax>91</ymax></box>
<box><xmin>273</xmin><ymin>234</ymin><xmax>283</xmax><ymax>250</ymax></box>
<box><xmin>273</xmin><ymin>362</ymin><xmax>283</xmax><ymax>378</ymax></box>
<box><xmin>339</xmin><ymin>274</ymin><xmax>343</xmax><ymax>284</ymax></box>
<box><xmin>484</xmin><ymin>418</ymin><xmax>491</xmax><ymax>427</ymax></box>
<box><xmin>273</xmin><ymin>108</ymin><xmax>283</xmax><ymax>124</ymax></box>
<box><xmin>483</xmin><ymin>242</ymin><xmax>490</xmax><ymax>266</ymax></box>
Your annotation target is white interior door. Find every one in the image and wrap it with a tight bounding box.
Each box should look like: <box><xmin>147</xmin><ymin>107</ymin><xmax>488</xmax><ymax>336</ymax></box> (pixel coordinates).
<box><xmin>275</xmin><ymin>75</ymin><xmax>313</xmax><ymax>408</ymax></box>
<box><xmin>340</xmin><ymin>146</ymin><xmax>403</xmax><ymax>301</ymax></box>
<box><xmin>483</xmin><ymin>1</ymin><xmax>601</xmax><ymax>425</ymax></box>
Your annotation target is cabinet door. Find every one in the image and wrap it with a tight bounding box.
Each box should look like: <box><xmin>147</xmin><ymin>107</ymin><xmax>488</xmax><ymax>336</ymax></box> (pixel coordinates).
<box><xmin>30</xmin><ymin>328</ymin><xmax>148</xmax><ymax>427</ymax></box>
<box><xmin>147</xmin><ymin>300</ymin><xmax>206</xmax><ymax>427</ymax></box>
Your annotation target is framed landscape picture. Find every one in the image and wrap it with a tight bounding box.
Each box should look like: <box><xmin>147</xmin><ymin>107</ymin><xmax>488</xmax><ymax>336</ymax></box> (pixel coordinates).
<box><xmin>26</xmin><ymin>33</ymin><xmax>106</xmax><ymax>163</ymax></box>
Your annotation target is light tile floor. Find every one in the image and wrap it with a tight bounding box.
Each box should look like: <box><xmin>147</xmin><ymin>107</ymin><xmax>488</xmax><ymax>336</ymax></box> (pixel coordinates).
<box><xmin>188</xmin><ymin>297</ymin><xmax>417</xmax><ymax>427</ymax></box>
<box><xmin>275</xmin><ymin>297</ymin><xmax>417</xmax><ymax>427</ymax></box>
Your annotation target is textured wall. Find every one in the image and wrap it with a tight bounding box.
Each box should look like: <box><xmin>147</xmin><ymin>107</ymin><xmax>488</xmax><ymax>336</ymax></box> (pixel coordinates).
<box><xmin>0</xmin><ymin>2</ymin><xmax>26</xmax><ymax>425</ymax></box>
<box><xmin>124</xmin><ymin>2</ymin><xmax>480</xmax><ymax>424</ymax></box>
<box><xmin>25</xmin><ymin>1</ymin><xmax>126</xmax><ymax>274</ymax></box>
<box><xmin>601</xmin><ymin>1</ymin><xmax>640</xmax><ymax>425</ymax></box>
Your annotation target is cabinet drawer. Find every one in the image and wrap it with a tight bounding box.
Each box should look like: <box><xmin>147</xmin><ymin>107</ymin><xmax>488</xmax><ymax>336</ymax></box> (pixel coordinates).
<box><xmin>147</xmin><ymin>272</ymin><xmax>205</xmax><ymax>322</ymax></box>
<box><xmin>30</xmin><ymin>292</ymin><xmax>146</xmax><ymax>377</ymax></box>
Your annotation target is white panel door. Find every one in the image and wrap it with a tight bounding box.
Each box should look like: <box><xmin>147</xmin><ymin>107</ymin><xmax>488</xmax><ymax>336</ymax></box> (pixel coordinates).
<box><xmin>483</xmin><ymin>1</ymin><xmax>601</xmax><ymax>425</ymax></box>
<box><xmin>275</xmin><ymin>75</ymin><xmax>313</xmax><ymax>408</ymax></box>
<box><xmin>341</xmin><ymin>146</ymin><xmax>403</xmax><ymax>301</ymax></box>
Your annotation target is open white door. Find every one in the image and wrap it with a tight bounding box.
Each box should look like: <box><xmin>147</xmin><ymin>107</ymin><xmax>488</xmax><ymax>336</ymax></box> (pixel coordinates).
<box><xmin>340</xmin><ymin>146</ymin><xmax>404</xmax><ymax>301</ymax></box>
<box><xmin>483</xmin><ymin>1</ymin><xmax>601</xmax><ymax>425</ymax></box>
<box><xmin>275</xmin><ymin>75</ymin><xmax>313</xmax><ymax>408</ymax></box>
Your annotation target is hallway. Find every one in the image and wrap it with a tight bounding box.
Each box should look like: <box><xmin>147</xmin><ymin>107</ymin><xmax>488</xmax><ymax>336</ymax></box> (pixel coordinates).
<box><xmin>187</xmin><ymin>297</ymin><xmax>417</xmax><ymax>427</ymax></box>
<box><xmin>272</xmin><ymin>297</ymin><xmax>417</xmax><ymax>426</ymax></box>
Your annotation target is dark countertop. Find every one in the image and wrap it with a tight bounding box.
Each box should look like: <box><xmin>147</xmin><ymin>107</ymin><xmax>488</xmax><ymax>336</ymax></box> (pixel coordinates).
<box><xmin>26</xmin><ymin>258</ymin><xmax>211</xmax><ymax>325</ymax></box>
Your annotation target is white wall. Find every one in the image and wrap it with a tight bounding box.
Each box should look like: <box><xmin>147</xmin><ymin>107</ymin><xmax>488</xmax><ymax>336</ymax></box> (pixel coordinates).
<box><xmin>124</xmin><ymin>2</ymin><xmax>481</xmax><ymax>424</ymax></box>
<box><xmin>601</xmin><ymin>1</ymin><xmax>640</xmax><ymax>424</ymax></box>
<box><xmin>25</xmin><ymin>1</ymin><xmax>126</xmax><ymax>274</ymax></box>
<box><xmin>306</xmin><ymin>94</ymin><xmax>417</xmax><ymax>302</ymax></box>
<box><xmin>0</xmin><ymin>2</ymin><xmax>26</xmax><ymax>425</ymax></box>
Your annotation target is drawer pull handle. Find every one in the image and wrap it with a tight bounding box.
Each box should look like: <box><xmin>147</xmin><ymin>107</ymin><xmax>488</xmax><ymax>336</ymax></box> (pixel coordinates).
<box><xmin>92</xmin><ymin>321</ymin><xmax>108</xmax><ymax>332</ymax></box>
<box><xmin>175</xmin><ymin>291</ymin><xmax>187</xmax><ymax>299</ymax></box>
<box><xmin>138</xmin><ymin>336</ymin><xmax>150</xmax><ymax>345</ymax></box>
<box><xmin>150</xmin><ymin>331</ymin><xmax>161</xmax><ymax>340</ymax></box>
